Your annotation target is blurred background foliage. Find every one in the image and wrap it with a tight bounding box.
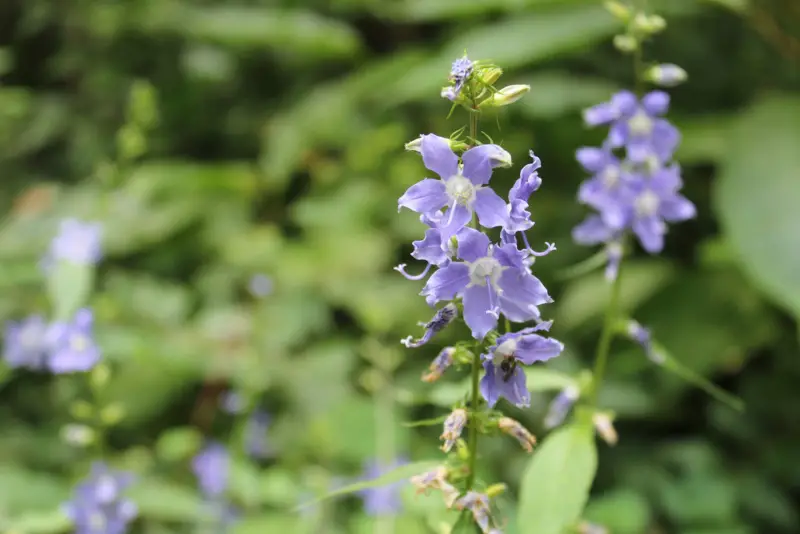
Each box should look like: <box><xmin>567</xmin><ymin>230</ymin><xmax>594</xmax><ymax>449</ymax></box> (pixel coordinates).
<box><xmin>0</xmin><ymin>0</ymin><xmax>799</xmax><ymax>533</ymax></box>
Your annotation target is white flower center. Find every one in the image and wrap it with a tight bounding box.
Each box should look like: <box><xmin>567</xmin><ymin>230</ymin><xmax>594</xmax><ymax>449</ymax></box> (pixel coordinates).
<box><xmin>628</xmin><ymin>110</ymin><xmax>653</xmax><ymax>136</ymax></box>
<box><xmin>445</xmin><ymin>174</ymin><xmax>476</xmax><ymax>206</ymax></box>
<box><xmin>635</xmin><ymin>190</ymin><xmax>660</xmax><ymax>216</ymax></box>
<box><xmin>468</xmin><ymin>256</ymin><xmax>504</xmax><ymax>287</ymax></box>
<box><xmin>601</xmin><ymin>165</ymin><xmax>620</xmax><ymax>188</ymax></box>
<box><xmin>70</xmin><ymin>334</ymin><xmax>89</xmax><ymax>352</ymax></box>
<box><xmin>492</xmin><ymin>338</ymin><xmax>518</xmax><ymax>366</ymax></box>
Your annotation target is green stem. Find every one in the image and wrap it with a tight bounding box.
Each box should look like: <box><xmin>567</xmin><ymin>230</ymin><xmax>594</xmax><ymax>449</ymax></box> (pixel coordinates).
<box><xmin>589</xmin><ymin>264</ymin><xmax>624</xmax><ymax>406</ymax></box>
<box><xmin>465</xmin><ymin>109</ymin><xmax>481</xmax><ymax>491</ymax></box>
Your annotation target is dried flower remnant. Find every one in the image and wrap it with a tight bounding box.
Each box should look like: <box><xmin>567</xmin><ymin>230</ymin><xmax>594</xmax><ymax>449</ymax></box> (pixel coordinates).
<box><xmin>497</xmin><ymin>417</ymin><xmax>537</xmax><ymax>453</ymax></box>
<box><xmin>422</xmin><ymin>346</ymin><xmax>456</xmax><ymax>382</ymax></box>
<box><xmin>440</xmin><ymin>408</ymin><xmax>468</xmax><ymax>452</ymax></box>
<box><xmin>401</xmin><ymin>303</ymin><xmax>458</xmax><ymax>348</ymax></box>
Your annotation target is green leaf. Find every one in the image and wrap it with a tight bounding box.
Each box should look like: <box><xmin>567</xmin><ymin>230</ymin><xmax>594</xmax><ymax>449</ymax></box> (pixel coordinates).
<box><xmin>294</xmin><ymin>460</ymin><xmax>440</xmax><ymax>510</ymax></box>
<box><xmin>3</xmin><ymin>509</ymin><xmax>71</xmax><ymax>534</ymax></box>
<box><xmin>584</xmin><ymin>489</ymin><xmax>651</xmax><ymax>534</ymax></box>
<box><xmin>155</xmin><ymin>427</ymin><xmax>203</xmax><ymax>462</ymax></box>
<box><xmin>518</xmin><ymin>72</ymin><xmax>618</xmax><ymax>120</ymax></box>
<box><xmin>0</xmin><ymin>465</ymin><xmax>70</xmax><ymax>514</ymax></box>
<box><xmin>517</xmin><ymin>421</ymin><xmax>597</xmax><ymax>534</ymax></box>
<box><xmin>46</xmin><ymin>261</ymin><xmax>94</xmax><ymax>321</ymax></box>
<box><xmin>556</xmin><ymin>260</ymin><xmax>675</xmax><ymax>331</ymax></box>
<box><xmin>128</xmin><ymin>478</ymin><xmax>211</xmax><ymax>522</ymax></box>
<box><xmin>715</xmin><ymin>95</ymin><xmax>800</xmax><ymax>318</ymax></box>
<box><xmin>523</xmin><ymin>367</ymin><xmax>578</xmax><ymax>392</ymax></box>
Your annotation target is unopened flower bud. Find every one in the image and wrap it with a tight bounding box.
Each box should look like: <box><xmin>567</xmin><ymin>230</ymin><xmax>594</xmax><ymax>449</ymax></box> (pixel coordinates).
<box><xmin>625</xmin><ymin>320</ymin><xmax>664</xmax><ymax>364</ymax></box>
<box><xmin>498</xmin><ymin>417</ymin><xmax>537</xmax><ymax>453</ymax></box>
<box><xmin>646</xmin><ymin>64</ymin><xmax>688</xmax><ymax>87</ymax></box>
<box><xmin>604</xmin><ymin>0</ymin><xmax>631</xmax><ymax>21</ymax></box>
<box><xmin>613</xmin><ymin>34</ymin><xmax>638</xmax><ymax>53</ymax></box>
<box><xmin>485</xmin><ymin>483</ymin><xmax>507</xmax><ymax>498</ymax></box>
<box><xmin>480</xmin><ymin>84</ymin><xmax>530</xmax><ymax>108</ymax></box>
<box><xmin>422</xmin><ymin>347</ymin><xmax>456</xmax><ymax>382</ymax></box>
<box><xmin>634</xmin><ymin>13</ymin><xmax>666</xmax><ymax>34</ymax></box>
<box><xmin>544</xmin><ymin>385</ymin><xmax>580</xmax><ymax>429</ymax></box>
<box><xmin>592</xmin><ymin>411</ymin><xmax>618</xmax><ymax>445</ymax></box>
<box><xmin>440</xmin><ymin>408</ymin><xmax>468</xmax><ymax>452</ymax></box>
<box><xmin>401</xmin><ymin>303</ymin><xmax>458</xmax><ymax>348</ymax></box>
<box><xmin>480</xmin><ymin>67</ymin><xmax>503</xmax><ymax>86</ymax></box>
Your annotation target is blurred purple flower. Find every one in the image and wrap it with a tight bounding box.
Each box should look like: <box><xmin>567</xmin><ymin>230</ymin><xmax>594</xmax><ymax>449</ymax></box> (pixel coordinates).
<box><xmin>47</xmin><ymin>308</ymin><xmax>100</xmax><ymax>373</ymax></box>
<box><xmin>47</xmin><ymin>219</ymin><xmax>103</xmax><ymax>266</ymax></box>
<box><xmin>398</xmin><ymin>134</ymin><xmax>510</xmax><ymax>242</ymax></box>
<box><xmin>63</xmin><ymin>462</ymin><xmax>137</xmax><ymax>534</ymax></box>
<box><xmin>544</xmin><ymin>385</ymin><xmax>580</xmax><ymax>429</ymax></box>
<box><xmin>480</xmin><ymin>321</ymin><xmax>563</xmax><ymax>407</ymax></box>
<box><xmin>358</xmin><ymin>458</ymin><xmax>407</xmax><ymax>516</ymax></box>
<box><xmin>192</xmin><ymin>442</ymin><xmax>230</xmax><ymax>498</ymax></box>
<box><xmin>220</xmin><ymin>390</ymin><xmax>245</xmax><ymax>415</ymax></box>
<box><xmin>447</xmin><ymin>56</ymin><xmax>473</xmax><ymax>99</ymax></box>
<box><xmin>248</xmin><ymin>274</ymin><xmax>272</xmax><ymax>298</ymax></box>
<box><xmin>3</xmin><ymin>315</ymin><xmax>50</xmax><ymax>370</ymax></box>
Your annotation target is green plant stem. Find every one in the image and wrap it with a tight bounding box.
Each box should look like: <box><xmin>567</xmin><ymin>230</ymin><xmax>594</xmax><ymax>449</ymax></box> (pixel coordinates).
<box><xmin>589</xmin><ymin>264</ymin><xmax>624</xmax><ymax>406</ymax></box>
<box><xmin>465</xmin><ymin>109</ymin><xmax>481</xmax><ymax>491</ymax></box>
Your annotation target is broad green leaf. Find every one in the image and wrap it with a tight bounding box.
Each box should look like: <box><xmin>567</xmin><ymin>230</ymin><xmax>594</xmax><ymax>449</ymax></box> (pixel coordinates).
<box><xmin>155</xmin><ymin>427</ymin><xmax>203</xmax><ymax>462</ymax></box>
<box><xmin>519</xmin><ymin>72</ymin><xmax>618</xmax><ymax>119</ymax></box>
<box><xmin>674</xmin><ymin>115</ymin><xmax>733</xmax><ymax>164</ymax></box>
<box><xmin>517</xmin><ymin>421</ymin><xmax>597</xmax><ymax>534</ymax></box>
<box><xmin>128</xmin><ymin>478</ymin><xmax>211</xmax><ymax>522</ymax></box>
<box><xmin>3</xmin><ymin>509</ymin><xmax>71</xmax><ymax>534</ymax></box>
<box><xmin>231</xmin><ymin>515</ymin><xmax>301</xmax><ymax>534</ymax></box>
<box><xmin>523</xmin><ymin>367</ymin><xmax>578</xmax><ymax>391</ymax></box>
<box><xmin>294</xmin><ymin>460</ymin><xmax>440</xmax><ymax>510</ymax></box>
<box><xmin>715</xmin><ymin>95</ymin><xmax>800</xmax><ymax>318</ymax></box>
<box><xmin>556</xmin><ymin>260</ymin><xmax>675</xmax><ymax>330</ymax></box>
<box><xmin>46</xmin><ymin>261</ymin><xmax>94</xmax><ymax>321</ymax></box>
<box><xmin>584</xmin><ymin>489</ymin><xmax>651</xmax><ymax>534</ymax></box>
<box><xmin>0</xmin><ymin>465</ymin><xmax>70</xmax><ymax>514</ymax></box>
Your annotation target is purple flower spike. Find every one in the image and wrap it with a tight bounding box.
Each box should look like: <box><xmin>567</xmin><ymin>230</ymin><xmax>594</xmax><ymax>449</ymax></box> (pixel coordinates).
<box><xmin>63</xmin><ymin>462</ymin><xmax>137</xmax><ymax>534</ymax></box>
<box><xmin>398</xmin><ymin>135</ymin><xmax>510</xmax><ymax>241</ymax></box>
<box><xmin>192</xmin><ymin>442</ymin><xmax>230</xmax><ymax>498</ymax></box>
<box><xmin>3</xmin><ymin>315</ymin><xmax>50</xmax><ymax>370</ymax></box>
<box><xmin>47</xmin><ymin>308</ymin><xmax>100</xmax><ymax>373</ymax></box>
<box><xmin>480</xmin><ymin>322</ymin><xmax>564</xmax><ymax>407</ymax></box>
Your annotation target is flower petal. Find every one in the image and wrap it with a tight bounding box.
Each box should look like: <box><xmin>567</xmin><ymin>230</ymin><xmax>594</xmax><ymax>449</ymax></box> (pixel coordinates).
<box><xmin>480</xmin><ymin>362</ymin><xmax>500</xmax><ymax>407</ymax></box>
<box><xmin>421</xmin><ymin>263</ymin><xmax>469</xmax><ymax>306</ymax></box>
<box><xmin>575</xmin><ymin>147</ymin><xmax>608</xmax><ymax>173</ymax></box>
<box><xmin>456</xmin><ymin>227</ymin><xmax>490</xmax><ymax>262</ymax></box>
<box><xmin>420</xmin><ymin>134</ymin><xmax>458</xmax><ymax>179</ymax></box>
<box><xmin>438</xmin><ymin>204</ymin><xmax>472</xmax><ymax>243</ymax></box>
<box><xmin>498</xmin><ymin>271</ymin><xmax>551</xmax><ymax>322</ymax></box>
<box><xmin>515</xmin><ymin>335</ymin><xmax>564</xmax><ymax>364</ymax></box>
<box><xmin>474</xmin><ymin>188</ymin><xmax>508</xmax><ymax>228</ymax></box>
<box><xmin>505</xmin><ymin>199</ymin><xmax>533</xmax><ymax>233</ymax></box>
<box><xmin>463</xmin><ymin>284</ymin><xmax>498</xmax><ymax>340</ymax></box>
<box><xmin>411</xmin><ymin>228</ymin><xmax>448</xmax><ymax>266</ymax></box>
<box><xmin>462</xmin><ymin>144</ymin><xmax>510</xmax><ymax>185</ymax></box>
<box><xmin>642</xmin><ymin>91</ymin><xmax>670</xmax><ymax>115</ymax></box>
<box><xmin>660</xmin><ymin>195</ymin><xmax>696</xmax><ymax>222</ymax></box>
<box><xmin>398</xmin><ymin>179</ymin><xmax>448</xmax><ymax>214</ymax></box>
<box><xmin>633</xmin><ymin>215</ymin><xmax>666</xmax><ymax>253</ymax></box>
<box><xmin>572</xmin><ymin>215</ymin><xmax>613</xmax><ymax>245</ymax></box>
<box><xmin>494</xmin><ymin>243</ymin><xmax>526</xmax><ymax>270</ymax></box>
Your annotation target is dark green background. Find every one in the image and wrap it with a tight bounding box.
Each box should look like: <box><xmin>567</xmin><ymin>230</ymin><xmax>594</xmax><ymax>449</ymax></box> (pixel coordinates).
<box><xmin>1</xmin><ymin>0</ymin><xmax>799</xmax><ymax>533</ymax></box>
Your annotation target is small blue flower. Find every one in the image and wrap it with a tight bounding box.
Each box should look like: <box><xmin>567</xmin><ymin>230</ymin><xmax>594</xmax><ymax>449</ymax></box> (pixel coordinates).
<box><xmin>3</xmin><ymin>315</ymin><xmax>50</xmax><ymax>370</ymax></box>
<box><xmin>63</xmin><ymin>462</ymin><xmax>137</xmax><ymax>534</ymax></box>
<box><xmin>358</xmin><ymin>458</ymin><xmax>407</xmax><ymax>516</ymax></box>
<box><xmin>421</xmin><ymin>229</ymin><xmax>552</xmax><ymax>339</ymax></box>
<box><xmin>47</xmin><ymin>308</ymin><xmax>100</xmax><ymax>373</ymax></box>
<box><xmin>398</xmin><ymin>134</ymin><xmax>510</xmax><ymax>242</ymax></box>
<box><xmin>480</xmin><ymin>321</ymin><xmax>564</xmax><ymax>407</ymax></box>
<box><xmin>192</xmin><ymin>442</ymin><xmax>230</xmax><ymax>498</ymax></box>
<box><xmin>47</xmin><ymin>219</ymin><xmax>103</xmax><ymax>266</ymax></box>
